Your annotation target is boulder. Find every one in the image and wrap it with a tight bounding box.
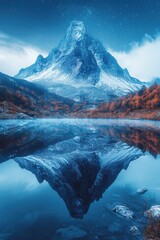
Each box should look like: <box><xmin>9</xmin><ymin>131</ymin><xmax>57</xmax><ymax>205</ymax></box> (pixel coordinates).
<box><xmin>130</xmin><ymin>226</ymin><xmax>140</xmax><ymax>236</ymax></box>
<box><xmin>137</xmin><ymin>188</ymin><xmax>148</xmax><ymax>195</ymax></box>
<box><xmin>144</xmin><ymin>205</ymin><xmax>160</xmax><ymax>220</ymax></box>
<box><xmin>112</xmin><ymin>205</ymin><xmax>134</xmax><ymax>220</ymax></box>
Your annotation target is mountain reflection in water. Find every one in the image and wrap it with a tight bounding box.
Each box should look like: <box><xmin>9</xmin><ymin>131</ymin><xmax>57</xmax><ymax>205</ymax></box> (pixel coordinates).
<box><xmin>0</xmin><ymin>119</ymin><xmax>160</xmax><ymax>240</ymax></box>
<box><xmin>0</xmin><ymin>119</ymin><xmax>159</xmax><ymax>220</ymax></box>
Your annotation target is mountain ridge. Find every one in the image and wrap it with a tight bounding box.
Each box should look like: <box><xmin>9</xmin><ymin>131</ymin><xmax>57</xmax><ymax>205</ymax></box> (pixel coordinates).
<box><xmin>0</xmin><ymin>72</ymin><xmax>159</xmax><ymax>120</ymax></box>
<box><xmin>0</xmin><ymin>72</ymin><xmax>74</xmax><ymax>119</ymax></box>
<box><xmin>15</xmin><ymin>20</ymin><xmax>143</xmax><ymax>103</ymax></box>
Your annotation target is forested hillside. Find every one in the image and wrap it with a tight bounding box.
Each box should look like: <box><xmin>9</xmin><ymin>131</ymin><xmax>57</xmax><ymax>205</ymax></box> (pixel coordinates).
<box><xmin>87</xmin><ymin>84</ymin><xmax>160</xmax><ymax>120</ymax></box>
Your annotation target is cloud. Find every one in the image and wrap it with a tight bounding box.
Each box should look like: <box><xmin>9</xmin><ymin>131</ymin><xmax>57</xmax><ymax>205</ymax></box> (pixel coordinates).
<box><xmin>0</xmin><ymin>32</ymin><xmax>47</xmax><ymax>76</ymax></box>
<box><xmin>1</xmin><ymin>31</ymin><xmax>160</xmax><ymax>83</ymax></box>
<box><xmin>110</xmin><ymin>34</ymin><xmax>160</xmax><ymax>82</ymax></box>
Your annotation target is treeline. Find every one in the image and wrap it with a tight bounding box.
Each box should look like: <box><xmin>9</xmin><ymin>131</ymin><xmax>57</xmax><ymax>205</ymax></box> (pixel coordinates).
<box><xmin>100</xmin><ymin>84</ymin><xmax>160</xmax><ymax>112</ymax></box>
<box><xmin>0</xmin><ymin>73</ymin><xmax>74</xmax><ymax>118</ymax></box>
<box><xmin>94</xmin><ymin>84</ymin><xmax>160</xmax><ymax>113</ymax></box>
<box><xmin>87</xmin><ymin>84</ymin><xmax>160</xmax><ymax>119</ymax></box>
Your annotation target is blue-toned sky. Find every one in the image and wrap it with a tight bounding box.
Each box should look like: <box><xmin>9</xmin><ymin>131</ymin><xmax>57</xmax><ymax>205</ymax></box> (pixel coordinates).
<box><xmin>0</xmin><ymin>0</ymin><xmax>160</xmax><ymax>81</ymax></box>
<box><xmin>0</xmin><ymin>0</ymin><xmax>160</xmax><ymax>51</ymax></box>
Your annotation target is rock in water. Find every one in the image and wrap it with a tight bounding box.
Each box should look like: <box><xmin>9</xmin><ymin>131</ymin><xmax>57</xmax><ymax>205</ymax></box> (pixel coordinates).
<box><xmin>130</xmin><ymin>226</ymin><xmax>140</xmax><ymax>236</ymax></box>
<box><xmin>136</xmin><ymin>188</ymin><xmax>148</xmax><ymax>195</ymax></box>
<box><xmin>112</xmin><ymin>205</ymin><xmax>134</xmax><ymax>220</ymax></box>
<box><xmin>55</xmin><ymin>226</ymin><xmax>87</xmax><ymax>240</ymax></box>
<box><xmin>144</xmin><ymin>205</ymin><xmax>160</xmax><ymax>220</ymax></box>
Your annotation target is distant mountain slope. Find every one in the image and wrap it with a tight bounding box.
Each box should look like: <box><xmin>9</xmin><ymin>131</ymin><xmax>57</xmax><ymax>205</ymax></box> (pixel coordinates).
<box><xmin>15</xmin><ymin>20</ymin><xmax>143</xmax><ymax>102</ymax></box>
<box><xmin>0</xmin><ymin>72</ymin><xmax>74</xmax><ymax>119</ymax></box>
<box><xmin>0</xmin><ymin>72</ymin><xmax>159</xmax><ymax>120</ymax></box>
<box><xmin>150</xmin><ymin>78</ymin><xmax>160</xmax><ymax>85</ymax></box>
<box><xmin>87</xmin><ymin>84</ymin><xmax>160</xmax><ymax>120</ymax></box>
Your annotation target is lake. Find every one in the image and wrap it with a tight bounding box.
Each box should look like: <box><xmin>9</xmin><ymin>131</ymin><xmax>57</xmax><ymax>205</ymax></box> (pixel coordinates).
<box><xmin>0</xmin><ymin>119</ymin><xmax>160</xmax><ymax>240</ymax></box>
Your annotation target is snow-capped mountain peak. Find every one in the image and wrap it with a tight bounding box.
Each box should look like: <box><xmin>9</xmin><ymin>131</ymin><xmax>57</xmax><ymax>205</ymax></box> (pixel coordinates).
<box><xmin>59</xmin><ymin>20</ymin><xmax>87</xmax><ymax>54</ymax></box>
<box><xmin>16</xmin><ymin>20</ymin><xmax>143</xmax><ymax>102</ymax></box>
<box><xmin>64</xmin><ymin>20</ymin><xmax>86</xmax><ymax>42</ymax></box>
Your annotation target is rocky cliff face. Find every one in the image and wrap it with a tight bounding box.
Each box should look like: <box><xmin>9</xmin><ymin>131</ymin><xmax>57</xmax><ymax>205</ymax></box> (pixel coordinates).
<box><xmin>16</xmin><ymin>21</ymin><xmax>143</xmax><ymax>103</ymax></box>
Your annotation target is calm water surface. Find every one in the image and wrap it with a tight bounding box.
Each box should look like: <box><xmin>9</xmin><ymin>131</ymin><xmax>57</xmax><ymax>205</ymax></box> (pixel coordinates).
<box><xmin>0</xmin><ymin>119</ymin><xmax>160</xmax><ymax>240</ymax></box>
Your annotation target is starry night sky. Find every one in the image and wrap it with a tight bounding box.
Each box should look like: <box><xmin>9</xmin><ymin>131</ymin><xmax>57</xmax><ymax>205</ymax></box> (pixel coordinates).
<box><xmin>0</xmin><ymin>0</ymin><xmax>160</xmax><ymax>51</ymax></box>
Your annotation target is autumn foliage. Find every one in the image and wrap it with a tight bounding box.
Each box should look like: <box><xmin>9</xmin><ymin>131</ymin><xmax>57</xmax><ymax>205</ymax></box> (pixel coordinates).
<box><xmin>0</xmin><ymin>72</ymin><xmax>160</xmax><ymax>120</ymax></box>
<box><xmin>88</xmin><ymin>84</ymin><xmax>160</xmax><ymax>120</ymax></box>
<box><xmin>113</xmin><ymin>126</ymin><xmax>160</xmax><ymax>156</ymax></box>
<box><xmin>0</xmin><ymin>73</ymin><xmax>74</xmax><ymax>118</ymax></box>
<box><xmin>144</xmin><ymin>221</ymin><xmax>160</xmax><ymax>240</ymax></box>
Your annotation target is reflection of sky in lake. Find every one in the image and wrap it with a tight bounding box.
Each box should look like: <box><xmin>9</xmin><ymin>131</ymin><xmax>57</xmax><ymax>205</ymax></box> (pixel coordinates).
<box><xmin>0</xmin><ymin>119</ymin><xmax>160</xmax><ymax>240</ymax></box>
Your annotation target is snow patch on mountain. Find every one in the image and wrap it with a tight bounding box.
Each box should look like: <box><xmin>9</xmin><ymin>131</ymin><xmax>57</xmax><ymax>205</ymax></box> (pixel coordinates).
<box><xmin>16</xmin><ymin>20</ymin><xmax>143</xmax><ymax>102</ymax></box>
